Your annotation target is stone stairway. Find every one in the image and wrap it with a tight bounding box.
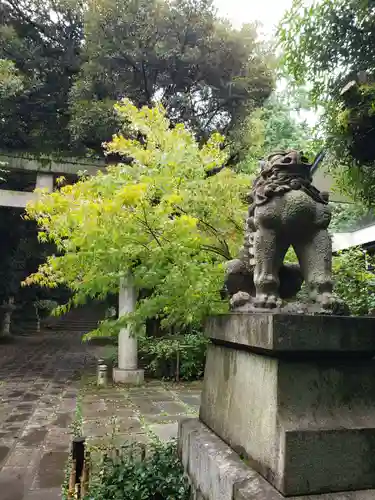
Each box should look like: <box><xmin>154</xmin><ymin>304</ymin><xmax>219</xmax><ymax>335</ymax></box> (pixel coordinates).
<box><xmin>42</xmin><ymin>303</ymin><xmax>107</xmax><ymax>336</ymax></box>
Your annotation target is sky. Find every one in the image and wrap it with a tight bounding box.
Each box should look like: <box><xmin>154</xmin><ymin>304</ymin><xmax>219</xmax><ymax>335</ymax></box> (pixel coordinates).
<box><xmin>213</xmin><ymin>0</ymin><xmax>293</xmax><ymax>35</ymax></box>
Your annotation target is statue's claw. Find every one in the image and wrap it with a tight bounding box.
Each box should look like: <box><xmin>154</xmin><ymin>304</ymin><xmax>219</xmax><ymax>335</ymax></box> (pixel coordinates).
<box><xmin>254</xmin><ymin>294</ymin><xmax>282</xmax><ymax>310</ymax></box>
<box><xmin>316</xmin><ymin>293</ymin><xmax>350</xmax><ymax>315</ymax></box>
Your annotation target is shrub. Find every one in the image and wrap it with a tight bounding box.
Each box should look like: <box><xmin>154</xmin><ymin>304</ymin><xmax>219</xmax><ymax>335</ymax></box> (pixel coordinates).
<box><xmin>85</xmin><ymin>440</ymin><xmax>190</xmax><ymax>500</ymax></box>
<box><xmin>139</xmin><ymin>332</ymin><xmax>209</xmax><ymax>381</ymax></box>
<box><xmin>333</xmin><ymin>247</ymin><xmax>375</xmax><ymax>316</ymax></box>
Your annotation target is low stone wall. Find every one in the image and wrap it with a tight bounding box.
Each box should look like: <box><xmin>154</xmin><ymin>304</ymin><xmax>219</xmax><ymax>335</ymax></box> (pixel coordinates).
<box><xmin>179</xmin><ymin>419</ymin><xmax>375</xmax><ymax>500</ymax></box>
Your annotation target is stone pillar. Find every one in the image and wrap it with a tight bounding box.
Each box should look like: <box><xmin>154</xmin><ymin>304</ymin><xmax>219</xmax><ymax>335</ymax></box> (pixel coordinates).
<box><xmin>179</xmin><ymin>313</ymin><xmax>375</xmax><ymax>499</ymax></box>
<box><xmin>35</xmin><ymin>173</ymin><xmax>54</xmax><ymax>192</ymax></box>
<box><xmin>112</xmin><ymin>277</ymin><xmax>144</xmax><ymax>385</ymax></box>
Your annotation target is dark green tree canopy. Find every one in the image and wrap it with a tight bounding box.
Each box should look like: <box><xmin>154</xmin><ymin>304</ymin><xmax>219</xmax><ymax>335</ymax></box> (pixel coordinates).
<box><xmin>0</xmin><ymin>0</ymin><xmax>84</xmax><ymax>153</ymax></box>
<box><xmin>0</xmin><ymin>0</ymin><xmax>274</xmax><ymax>156</ymax></box>
<box><xmin>69</xmin><ymin>0</ymin><xmax>274</xmax><ymax>152</ymax></box>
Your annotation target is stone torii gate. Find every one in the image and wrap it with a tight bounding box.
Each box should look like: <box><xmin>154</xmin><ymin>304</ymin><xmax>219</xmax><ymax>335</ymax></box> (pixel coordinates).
<box><xmin>0</xmin><ymin>151</ymin><xmax>144</xmax><ymax>384</ymax></box>
<box><xmin>0</xmin><ymin>151</ymin><xmax>104</xmax><ymax>207</ymax></box>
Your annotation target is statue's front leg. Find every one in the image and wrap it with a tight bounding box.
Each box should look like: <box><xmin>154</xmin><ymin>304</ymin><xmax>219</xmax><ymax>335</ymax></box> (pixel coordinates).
<box><xmin>253</xmin><ymin>228</ymin><xmax>286</xmax><ymax>309</ymax></box>
<box><xmin>294</xmin><ymin>229</ymin><xmax>347</xmax><ymax>314</ymax></box>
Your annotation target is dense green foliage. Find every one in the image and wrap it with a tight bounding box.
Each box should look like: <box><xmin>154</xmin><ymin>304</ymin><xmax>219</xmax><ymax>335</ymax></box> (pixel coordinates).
<box><xmin>333</xmin><ymin>247</ymin><xmax>375</xmax><ymax>316</ymax></box>
<box><xmin>278</xmin><ymin>0</ymin><xmax>375</xmax><ymax>204</ymax></box>
<box><xmin>24</xmin><ymin>97</ymin><xmax>375</xmax><ymax>336</ymax></box>
<box><xmin>330</xmin><ymin>202</ymin><xmax>375</xmax><ymax>232</ymax></box>
<box><xmin>25</xmin><ymin>100</ymin><xmax>249</xmax><ymax>332</ymax></box>
<box><xmin>235</xmin><ymin>89</ymin><xmax>313</xmax><ymax>174</ymax></box>
<box><xmin>0</xmin><ymin>0</ymin><xmax>273</xmax><ymax>156</ymax></box>
<box><xmin>138</xmin><ymin>333</ymin><xmax>209</xmax><ymax>380</ymax></box>
<box><xmin>84</xmin><ymin>441</ymin><xmax>190</xmax><ymax>500</ymax></box>
<box><xmin>0</xmin><ymin>0</ymin><xmax>84</xmax><ymax>153</ymax></box>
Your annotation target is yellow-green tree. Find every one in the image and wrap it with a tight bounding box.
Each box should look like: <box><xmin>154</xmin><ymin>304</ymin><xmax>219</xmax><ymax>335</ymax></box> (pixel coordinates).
<box><xmin>24</xmin><ymin>99</ymin><xmax>249</xmax><ymax>334</ymax></box>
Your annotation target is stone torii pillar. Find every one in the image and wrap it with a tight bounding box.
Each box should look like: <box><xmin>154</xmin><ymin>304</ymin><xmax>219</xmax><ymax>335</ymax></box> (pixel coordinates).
<box><xmin>112</xmin><ymin>277</ymin><xmax>144</xmax><ymax>385</ymax></box>
<box><xmin>35</xmin><ymin>173</ymin><xmax>54</xmax><ymax>192</ymax></box>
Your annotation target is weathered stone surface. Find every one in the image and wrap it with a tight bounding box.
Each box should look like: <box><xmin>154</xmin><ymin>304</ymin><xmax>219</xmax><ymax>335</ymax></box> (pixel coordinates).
<box><xmin>225</xmin><ymin>150</ymin><xmax>345</xmax><ymax>314</ymax></box>
<box><xmin>200</xmin><ymin>313</ymin><xmax>375</xmax><ymax>496</ymax></box>
<box><xmin>112</xmin><ymin>367</ymin><xmax>144</xmax><ymax>385</ymax></box>
<box><xmin>235</xmin><ymin>479</ymin><xmax>375</xmax><ymax>500</ymax></box>
<box><xmin>149</xmin><ymin>422</ymin><xmax>178</xmax><ymax>442</ymax></box>
<box><xmin>178</xmin><ymin>419</ymin><xmax>254</xmax><ymax>500</ymax></box>
<box><xmin>205</xmin><ymin>313</ymin><xmax>375</xmax><ymax>353</ymax></box>
<box><xmin>179</xmin><ymin>419</ymin><xmax>375</xmax><ymax>500</ymax></box>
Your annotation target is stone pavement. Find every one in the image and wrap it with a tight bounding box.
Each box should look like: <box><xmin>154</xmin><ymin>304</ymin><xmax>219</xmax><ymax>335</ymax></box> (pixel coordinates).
<box><xmin>82</xmin><ymin>379</ymin><xmax>202</xmax><ymax>449</ymax></box>
<box><xmin>0</xmin><ymin>334</ymin><xmax>95</xmax><ymax>500</ymax></box>
<box><xmin>0</xmin><ymin>332</ymin><xmax>203</xmax><ymax>500</ymax></box>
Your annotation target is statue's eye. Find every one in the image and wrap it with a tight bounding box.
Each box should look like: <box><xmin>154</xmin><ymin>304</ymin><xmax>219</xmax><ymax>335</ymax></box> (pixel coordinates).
<box><xmin>282</xmin><ymin>157</ymin><xmax>293</xmax><ymax>164</ymax></box>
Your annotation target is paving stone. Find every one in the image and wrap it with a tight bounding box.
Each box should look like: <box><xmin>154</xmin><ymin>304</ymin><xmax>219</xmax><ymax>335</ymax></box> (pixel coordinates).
<box><xmin>131</xmin><ymin>399</ymin><xmax>162</xmax><ymax>415</ymax></box>
<box><xmin>0</xmin><ymin>446</ymin><xmax>10</xmax><ymax>467</ymax></box>
<box><xmin>142</xmin><ymin>414</ymin><xmax>190</xmax><ymax>424</ymax></box>
<box><xmin>21</xmin><ymin>394</ymin><xmax>39</xmax><ymax>403</ymax></box>
<box><xmin>143</xmin><ymin>393</ymin><xmax>175</xmax><ymax>402</ymax></box>
<box><xmin>5</xmin><ymin>447</ymin><xmax>40</xmax><ymax>468</ymax></box>
<box><xmin>154</xmin><ymin>401</ymin><xmax>188</xmax><ymax>414</ymax></box>
<box><xmin>177</xmin><ymin>394</ymin><xmax>201</xmax><ymax>406</ymax></box>
<box><xmin>0</xmin><ymin>466</ymin><xmax>34</xmax><ymax>499</ymax></box>
<box><xmin>23</xmin><ymin>487</ymin><xmax>61</xmax><ymax>500</ymax></box>
<box><xmin>149</xmin><ymin>422</ymin><xmax>179</xmax><ymax>441</ymax></box>
<box><xmin>32</xmin><ymin>450</ymin><xmax>69</xmax><ymax>489</ymax></box>
<box><xmin>44</xmin><ymin>428</ymin><xmax>70</xmax><ymax>450</ymax></box>
<box><xmin>0</xmin><ymin>332</ymin><xmax>97</xmax><ymax>499</ymax></box>
<box><xmin>52</xmin><ymin>412</ymin><xmax>72</xmax><ymax>428</ymax></box>
<box><xmin>5</xmin><ymin>414</ymin><xmax>30</xmax><ymax>424</ymax></box>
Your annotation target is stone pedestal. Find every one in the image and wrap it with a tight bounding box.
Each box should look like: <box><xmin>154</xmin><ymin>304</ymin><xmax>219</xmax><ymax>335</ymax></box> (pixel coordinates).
<box><xmin>180</xmin><ymin>313</ymin><xmax>375</xmax><ymax>499</ymax></box>
<box><xmin>112</xmin><ymin>278</ymin><xmax>144</xmax><ymax>385</ymax></box>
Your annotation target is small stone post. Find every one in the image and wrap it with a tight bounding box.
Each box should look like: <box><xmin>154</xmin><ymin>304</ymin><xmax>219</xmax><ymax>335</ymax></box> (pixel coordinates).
<box><xmin>112</xmin><ymin>276</ymin><xmax>144</xmax><ymax>385</ymax></box>
<box><xmin>97</xmin><ymin>364</ymin><xmax>108</xmax><ymax>387</ymax></box>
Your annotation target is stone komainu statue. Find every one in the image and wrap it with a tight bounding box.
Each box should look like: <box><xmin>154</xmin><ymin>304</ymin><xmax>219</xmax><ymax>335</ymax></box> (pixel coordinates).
<box><xmin>225</xmin><ymin>150</ymin><xmax>347</xmax><ymax>314</ymax></box>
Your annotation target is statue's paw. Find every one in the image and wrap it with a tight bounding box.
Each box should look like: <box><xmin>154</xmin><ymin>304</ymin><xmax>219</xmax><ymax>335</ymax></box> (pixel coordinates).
<box><xmin>230</xmin><ymin>291</ymin><xmax>251</xmax><ymax>309</ymax></box>
<box><xmin>254</xmin><ymin>294</ymin><xmax>281</xmax><ymax>309</ymax></box>
<box><xmin>268</xmin><ymin>295</ymin><xmax>283</xmax><ymax>309</ymax></box>
<box><xmin>317</xmin><ymin>293</ymin><xmax>350</xmax><ymax>316</ymax></box>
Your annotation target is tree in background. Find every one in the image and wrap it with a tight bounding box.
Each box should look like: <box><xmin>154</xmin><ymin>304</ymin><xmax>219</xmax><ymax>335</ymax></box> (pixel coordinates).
<box><xmin>0</xmin><ymin>0</ymin><xmax>274</xmax><ymax>156</ymax></box>
<box><xmin>278</xmin><ymin>0</ymin><xmax>375</xmax><ymax>205</ymax></box>
<box><xmin>333</xmin><ymin>247</ymin><xmax>375</xmax><ymax>316</ymax></box>
<box><xmin>24</xmin><ymin>100</ymin><xmax>249</xmax><ymax>333</ymax></box>
<box><xmin>69</xmin><ymin>0</ymin><xmax>274</xmax><ymax>154</ymax></box>
<box><xmin>330</xmin><ymin>202</ymin><xmax>375</xmax><ymax>233</ymax></box>
<box><xmin>0</xmin><ymin>59</ymin><xmax>24</xmax><ymax>98</ymax></box>
<box><xmin>233</xmin><ymin>88</ymin><xmax>313</xmax><ymax>175</ymax></box>
<box><xmin>0</xmin><ymin>0</ymin><xmax>84</xmax><ymax>153</ymax></box>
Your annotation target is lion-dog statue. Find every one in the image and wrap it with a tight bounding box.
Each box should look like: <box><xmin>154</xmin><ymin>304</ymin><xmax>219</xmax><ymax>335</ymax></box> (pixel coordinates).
<box><xmin>225</xmin><ymin>150</ymin><xmax>348</xmax><ymax>315</ymax></box>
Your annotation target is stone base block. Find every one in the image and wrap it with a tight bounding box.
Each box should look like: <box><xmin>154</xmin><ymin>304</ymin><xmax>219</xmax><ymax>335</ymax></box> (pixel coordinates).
<box><xmin>200</xmin><ymin>313</ymin><xmax>375</xmax><ymax>496</ymax></box>
<box><xmin>112</xmin><ymin>367</ymin><xmax>144</xmax><ymax>385</ymax></box>
<box><xmin>178</xmin><ymin>418</ymin><xmax>375</xmax><ymax>500</ymax></box>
